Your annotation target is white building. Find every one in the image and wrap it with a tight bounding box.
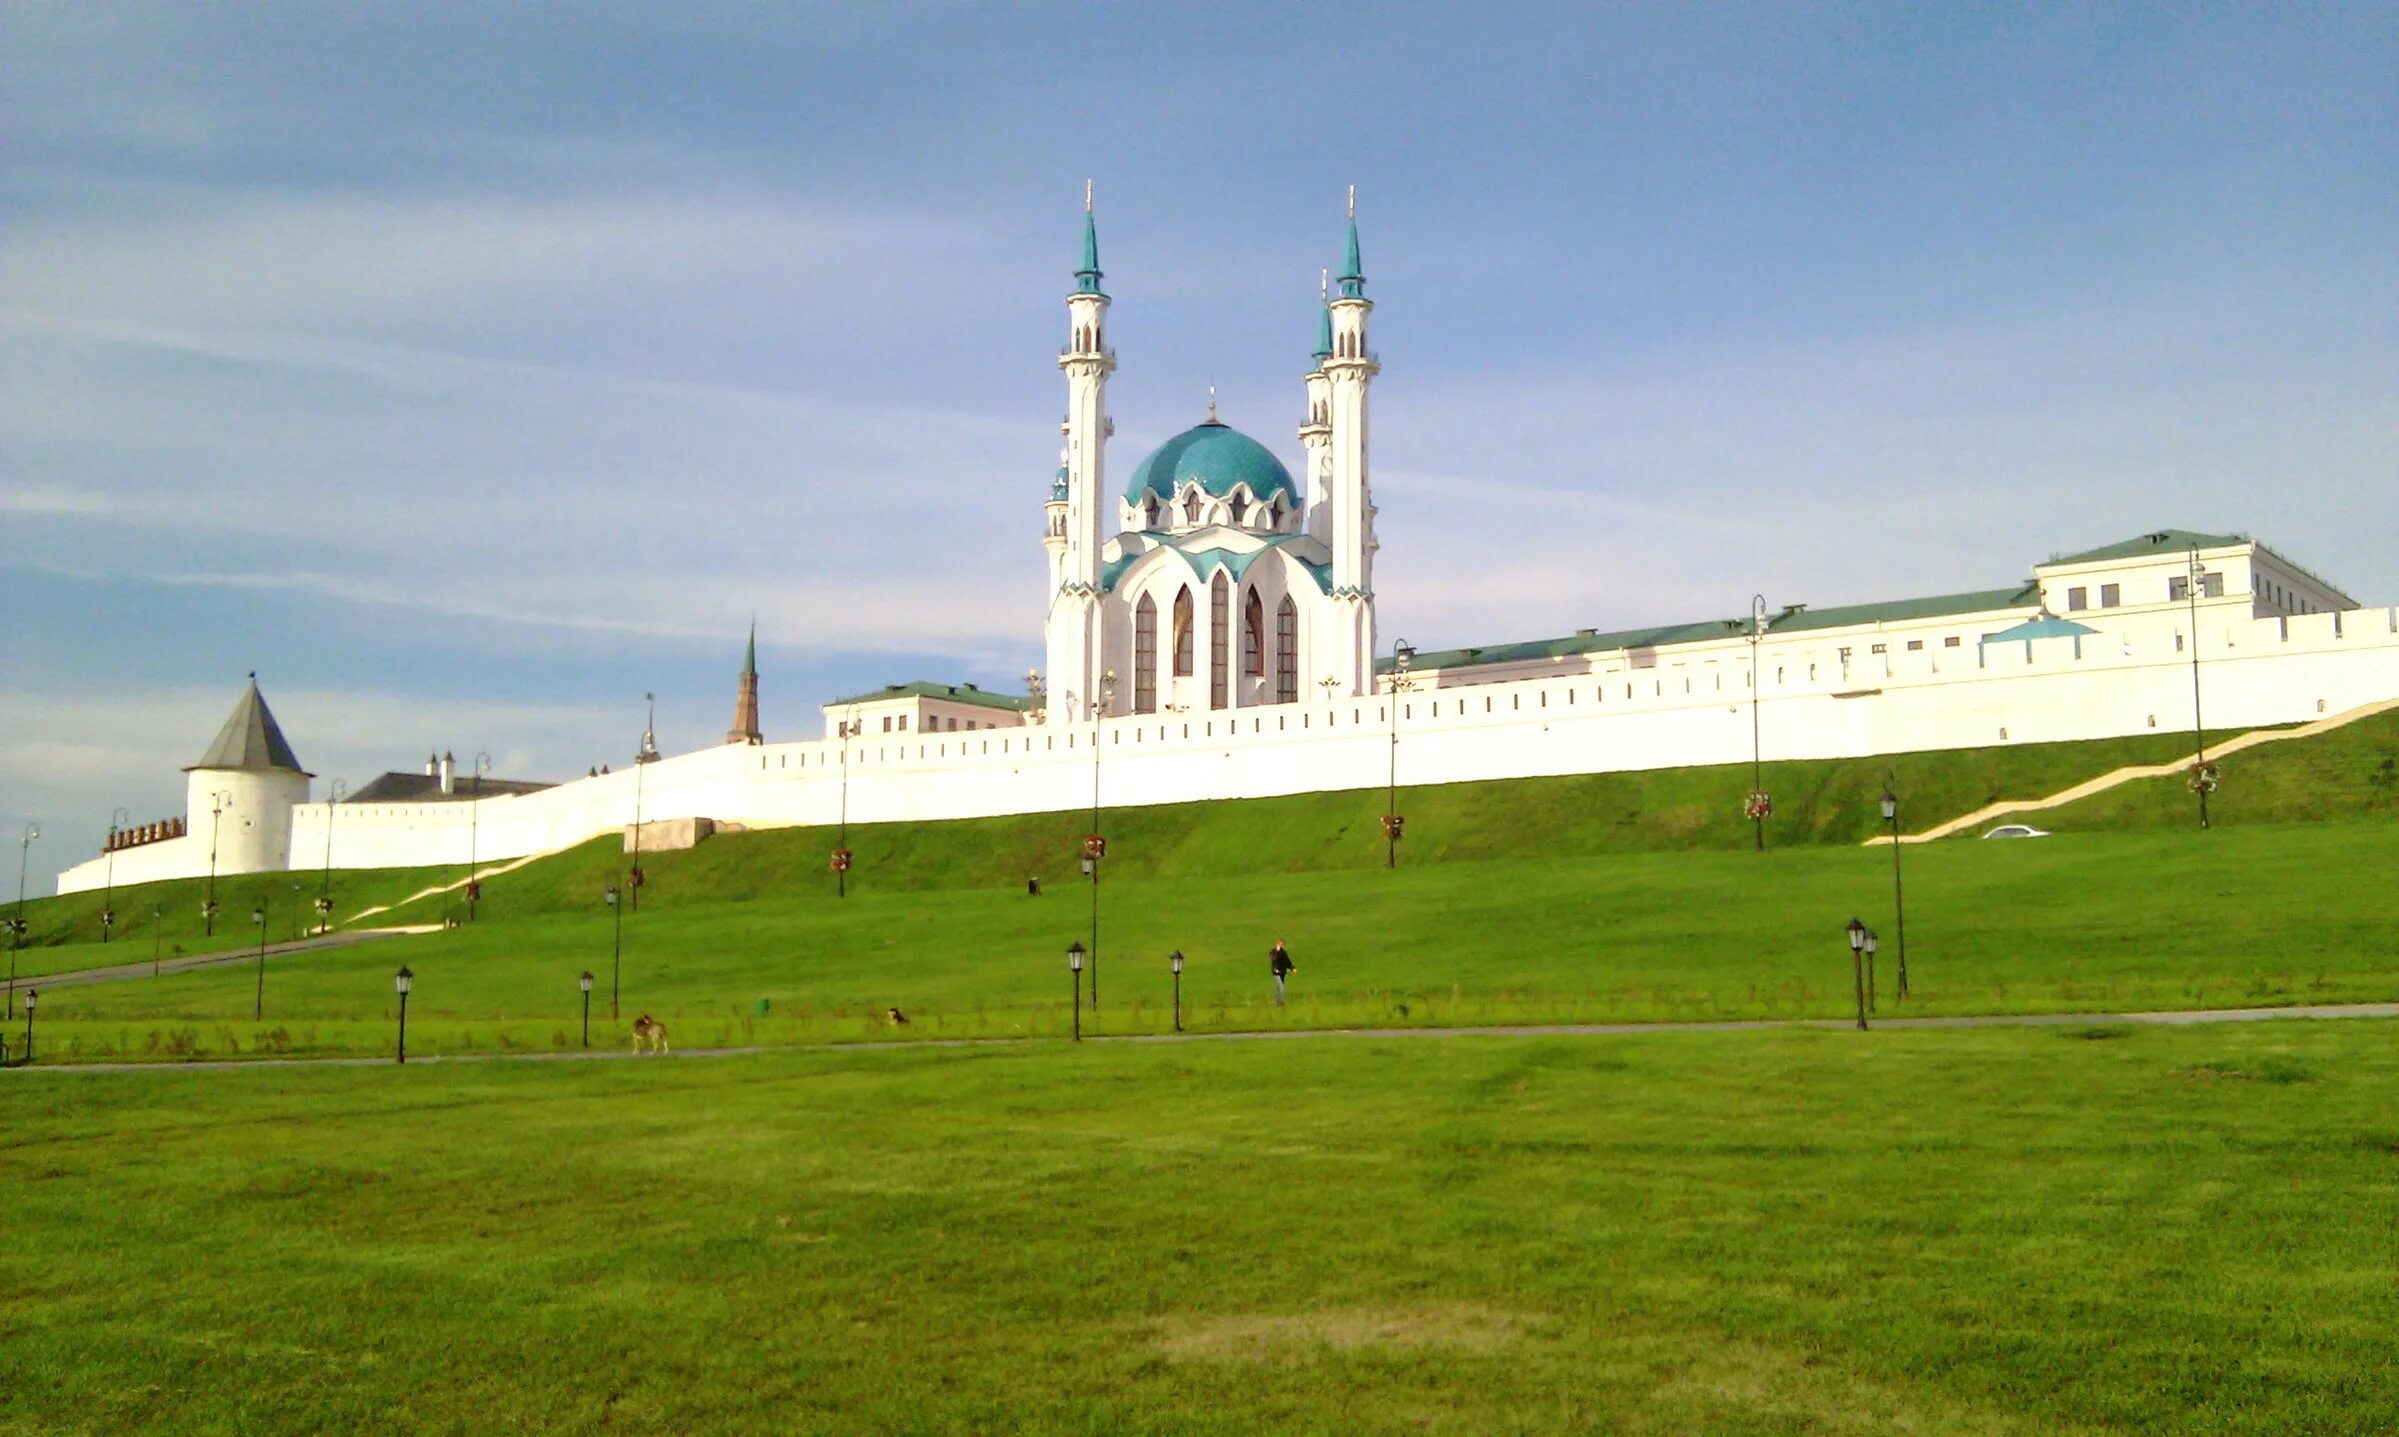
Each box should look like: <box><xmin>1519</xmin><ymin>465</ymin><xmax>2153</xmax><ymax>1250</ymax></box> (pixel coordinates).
<box><xmin>52</xmin><ymin>198</ymin><xmax>2399</xmax><ymax>896</ymax></box>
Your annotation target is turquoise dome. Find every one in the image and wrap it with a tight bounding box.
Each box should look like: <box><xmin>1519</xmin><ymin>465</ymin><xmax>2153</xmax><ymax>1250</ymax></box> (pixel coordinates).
<box><xmin>1123</xmin><ymin>421</ymin><xmax>1297</xmax><ymax>506</ymax></box>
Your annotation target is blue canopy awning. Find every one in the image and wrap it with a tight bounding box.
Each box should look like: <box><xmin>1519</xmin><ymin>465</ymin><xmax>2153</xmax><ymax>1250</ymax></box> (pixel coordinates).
<box><xmin>1980</xmin><ymin>615</ymin><xmax>2099</xmax><ymax>645</ymax></box>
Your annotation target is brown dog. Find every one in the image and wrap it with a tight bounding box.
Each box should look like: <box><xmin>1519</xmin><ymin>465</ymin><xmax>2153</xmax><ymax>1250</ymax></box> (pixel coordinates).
<box><xmin>885</xmin><ymin>1006</ymin><xmax>909</xmax><ymax>1026</ymax></box>
<box><xmin>631</xmin><ymin>1015</ymin><xmax>669</xmax><ymax>1055</ymax></box>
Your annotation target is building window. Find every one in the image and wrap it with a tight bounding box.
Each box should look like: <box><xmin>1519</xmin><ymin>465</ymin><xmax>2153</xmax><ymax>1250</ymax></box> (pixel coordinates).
<box><xmin>1906</xmin><ymin>639</ymin><xmax>1924</xmax><ymax>652</ymax></box>
<box><xmin>1143</xmin><ymin>497</ymin><xmax>1160</xmax><ymax>528</ymax></box>
<box><xmin>1242</xmin><ymin>588</ymin><xmax>1265</xmax><ymax>677</ymax></box>
<box><xmin>1210</xmin><ymin>573</ymin><xmax>1230</xmax><ymax>709</ymax></box>
<box><xmin>1275</xmin><ymin>595</ymin><xmax>1299</xmax><ymax>703</ymax></box>
<box><xmin>2202</xmin><ymin>573</ymin><xmax>2224</xmax><ymax>599</ymax></box>
<box><xmin>1183</xmin><ymin>490</ymin><xmax>1204</xmax><ymax>526</ymax></box>
<box><xmin>1943</xmin><ymin>636</ymin><xmax>1961</xmax><ymax>648</ymax></box>
<box><xmin>2168</xmin><ymin>576</ymin><xmax>2189</xmax><ymax>601</ymax></box>
<box><xmin>1172</xmin><ymin>587</ymin><xmax>1195</xmax><ymax>677</ymax></box>
<box><xmin>1870</xmin><ymin>643</ymin><xmax>1887</xmax><ymax>655</ymax></box>
<box><xmin>2100</xmin><ymin>583</ymin><xmax>2120</xmax><ymax>608</ymax></box>
<box><xmin>1134</xmin><ymin>594</ymin><xmax>1158</xmax><ymax>713</ymax></box>
<box><xmin>1228</xmin><ymin>494</ymin><xmax>1249</xmax><ymax>526</ymax></box>
<box><xmin>880</xmin><ymin>716</ymin><xmax>892</xmax><ymax>733</ymax></box>
<box><xmin>2066</xmin><ymin>586</ymin><xmax>2087</xmax><ymax>611</ymax></box>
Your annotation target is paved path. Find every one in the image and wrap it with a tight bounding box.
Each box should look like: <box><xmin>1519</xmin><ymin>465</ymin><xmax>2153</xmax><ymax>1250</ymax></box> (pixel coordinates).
<box><xmin>6</xmin><ymin>925</ymin><xmax>429</xmax><ymax>995</ymax></box>
<box><xmin>7</xmin><ymin>1000</ymin><xmax>2394</xmax><ymax>1076</ymax></box>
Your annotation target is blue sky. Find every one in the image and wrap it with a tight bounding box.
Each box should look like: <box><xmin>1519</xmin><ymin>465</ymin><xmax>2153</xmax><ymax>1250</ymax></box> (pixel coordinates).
<box><xmin>3</xmin><ymin>3</ymin><xmax>2393</xmax><ymax>890</ymax></box>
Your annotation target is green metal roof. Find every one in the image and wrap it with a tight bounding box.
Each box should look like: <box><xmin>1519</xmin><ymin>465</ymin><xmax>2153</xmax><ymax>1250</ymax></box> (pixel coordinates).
<box><xmin>187</xmin><ymin>677</ymin><xmax>307</xmax><ymax>773</ymax></box>
<box><xmin>1313</xmin><ymin>302</ymin><xmax>1333</xmax><ymax>363</ymax></box>
<box><xmin>826</xmin><ymin>681</ymin><xmax>1034</xmax><ymax>713</ymax></box>
<box><xmin>742</xmin><ymin>622</ymin><xmax>757</xmax><ymax>678</ymax></box>
<box><xmin>1123</xmin><ymin>420</ymin><xmax>1298</xmax><ymax>505</ymax></box>
<box><xmin>1380</xmin><ymin>584</ymin><xmax>2042</xmax><ymax>674</ymax></box>
<box><xmin>1075</xmin><ymin>210</ymin><xmax>1103</xmax><ymax>296</ymax></box>
<box><xmin>1981</xmin><ymin>615</ymin><xmax>2098</xmax><ymax>644</ymax></box>
<box><xmin>2048</xmin><ymin>530</ymin><xmax>2244</xmax><ymax>565</ymax></box>
<box><xmin>1337</xmin><ymin>216</ymin><xmax>1364</xmax><ymax>299</ymax></box>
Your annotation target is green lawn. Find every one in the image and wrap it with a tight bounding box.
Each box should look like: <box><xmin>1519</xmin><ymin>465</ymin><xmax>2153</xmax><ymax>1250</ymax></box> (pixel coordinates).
<box><xmin>18</xmin><ymin>819</ymin><xmax>2399</xmax><ymax>1064</ymax></box>
<box><xmin>4</xmin><ymin>1020</ymin><xmax>2393</xmax><ymax>1434</ymax></box>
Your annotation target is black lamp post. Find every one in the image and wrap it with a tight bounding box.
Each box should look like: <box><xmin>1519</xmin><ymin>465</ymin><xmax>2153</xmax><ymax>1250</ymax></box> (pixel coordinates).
<box><xmin>9</xmin><ymin>821</ymin><xmax>36</xmax><ymax>1019</ymax></box>
<box><xmin>319</xmin><ymin>777</ymin><xmax>346</xmax><ymax>933</ymax></box>
<box><xmin>103</xmin><ymin>806</ymin><xmax>128</xmax><ymax>942</ymax></box>
<box><xmin>1067</xmin><ymin>940</ymin><xmax>1085</xmax><ymax>1042</ymax></box>
<box><xmin>1169</xmin><ymin>949</ymin><xmax>1185</xmax><ymax>1032</ymax></box>
<box><xmin>1385</xmin><ymin>640</ymin><xmax>1413</xmax><ymax>868</ymax></box>
<box><xmin>467</xmin><ymin>752</ymin><xmax>490</xmax><ymax>921</ymax></box>
<box><xmin>604</xmin><ymin>884</ymin><xmax>622</xmax><ymax>1020</ymax></box>
<box><xmin>2186</xmin><ymin>546</ymin><xmax>2217</xmax><ymax>830</ymax></box>
<box><xmin>204</xmin><ymin>792</ymin><xmax>228</xmax><ymax>935</ymax></box>
<box><xmin>1749</xmin><ymin>594</ymin><xmax>1770</xmax><ymax>851</ymax></box>
<box><xmin>579</xmin><ymin>969</ymin><xmax>594</xmax><ymax>1047</ymax></box>
<box><xmin>394</xmin><ymin>965</ymin><xmax>413</xmax><ymax>1063</ymax></box>
<box><xmin>631</xmin><ymin>694</ymin><xmax>657</xmax><ymax>912</ymax></box>
<box><xmin>1880</xmin><ymin>781</ymin><xmax>1909</xmax><ymax>1000</ymax></box>
<box><xmin>1086</xmin><ymin>670</ymin><xmax>1115</xmax><ymax>1011</ymax></box>
<box><xmin>833</xmin><ymin>713</ymin><xmax>858</xmax><ymax>897</ymax></box>
<box><xmin>1845</xmin><ymin>917</ymin><xmax>1869</xmax><ymax>1031</ymax></box>
<box><xmin>20</xmin><ymin>987</ymin><xmax>34</xmax><ymax>1065</ymax></box>
<box><xmin>251</xmin><ymin>900</ymin><xmax>270</xmax><ymax>1020</ymax></box>
<box><xmin>1863</xmin><ymin>926</ymin><xmax>1880</xmax><ymax>1017</ymax></box>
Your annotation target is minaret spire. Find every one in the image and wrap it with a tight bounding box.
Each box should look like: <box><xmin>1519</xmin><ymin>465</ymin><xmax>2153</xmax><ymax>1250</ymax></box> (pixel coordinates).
<box><xmin>1049</xmin><ymin>181</ymin><xmax>1117</xmax><ymax>721</ymax></box>
<box><xmin>1313</xmin><ymin>269</ymin><xmax>1333</xmax><ymax>363</ymax></box>
<box><xmin>1323</xmin><ymin>189</ymin><xmax>1380</xmax><ymax>694</ymax></box>
<box><xmin>1075</xmin><ymin>180</ymin><xmax>1104</xmax><ymax>295</ymax></box>
<box><xmin>1338</xmin><ymin>186</ymin><xmax>1366</xmax><ymax>299</ymax></box>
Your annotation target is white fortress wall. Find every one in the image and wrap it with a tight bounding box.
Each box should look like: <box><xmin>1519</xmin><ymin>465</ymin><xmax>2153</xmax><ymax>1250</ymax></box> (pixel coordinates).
<box><xmin>52</xmin><ymin>602</ymin><xmax>2399</xmax><ymax>895</ymax></box>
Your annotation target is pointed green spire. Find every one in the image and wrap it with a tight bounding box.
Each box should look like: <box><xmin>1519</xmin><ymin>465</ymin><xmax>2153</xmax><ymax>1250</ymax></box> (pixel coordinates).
<box><xmin>1075</xmin><ymin>180</ymin><xmax>1104</xmax><ymax>295</ymax></box>
<box><xmin>1312</xmin><ymin>269</ymin><xmax>1333</xmax><ymax>363</ymax></box>
<box><xmin>743</xmin><ymin>621</ymin><xmax>757</xmax><ymax>678</ymax></box>
<box><xmin>1337</xmin><ymin>185</ymin><xmax>1365</xmax><ymax>299</ymax></box>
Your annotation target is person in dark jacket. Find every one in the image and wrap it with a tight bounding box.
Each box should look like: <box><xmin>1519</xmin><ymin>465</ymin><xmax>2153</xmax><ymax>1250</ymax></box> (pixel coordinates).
<box><xmin>1270</xmin><ymin>940</ymin><xmax>1295</xmax><ymax>1006</ymax></box>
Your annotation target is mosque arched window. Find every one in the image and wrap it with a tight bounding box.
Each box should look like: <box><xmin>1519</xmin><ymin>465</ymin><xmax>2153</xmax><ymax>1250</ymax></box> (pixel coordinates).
<box><xmin>1275</xmin><ymin>595</ymin><xmax>1299</xmax><ymax>703</ymax></box>
<box><xmin>1134</xmin><ymin>595</ymin><xmax>1158</xmax><ymax>713</ymax></box>
<box><xmin>1228</xmin><ymin>493</ymin><xmax>1249</xmax><ymax>526</ymax></box>
<box><xmin>1172</xmin><ymin>588</ymin><xmax>1195</xmax><ymax>677</ymax></box>
<box><xmin>1242</xmin><ymin>588</ymin><xmax>1266</xmax><ymax>678</ymax></box>
<box><xmin>1268</xmin><ymin>499</ymin><xmax>1284</xmax><ymax>529</ymax></box>
<box><xmin>1143</xmin><ymin>496</ymin><xmax>1160</xmax><ymax>528</ymax></box>
<box><xmin>1210</xmin><ymin>573</ymin><xmax>1231</xmax><ymax>709</ymax></box>
<box><xmin>1183</xmin><ymin>489</ymin><xmax>1205</xmax><ymax>526</ymax></box>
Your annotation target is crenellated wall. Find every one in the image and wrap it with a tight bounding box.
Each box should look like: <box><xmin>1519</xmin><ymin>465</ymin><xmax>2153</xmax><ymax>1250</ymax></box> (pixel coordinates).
<box><xmin>55</xmin><ymin>602</ymin><xmax>2399</xmax><ymax>895</ymax></box>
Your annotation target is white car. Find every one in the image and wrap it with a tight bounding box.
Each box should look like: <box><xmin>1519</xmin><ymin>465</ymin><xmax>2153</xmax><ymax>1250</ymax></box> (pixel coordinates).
<box><xmin>1981</xmin><ymin>823</ymin><xmax>2052</xmax><ymax>839</ymax></box>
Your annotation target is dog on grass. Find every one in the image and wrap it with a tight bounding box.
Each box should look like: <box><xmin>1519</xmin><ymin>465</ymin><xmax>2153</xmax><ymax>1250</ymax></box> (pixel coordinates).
<box><xmin>885</xmin><ymin>1006</ymin><xmax>909</xmax><ymax>1026</ymax></box>
<box><xmin>631</xmin><ymin>1015</ymin><xmax>669</xmax><ymax>1055</ymax></box>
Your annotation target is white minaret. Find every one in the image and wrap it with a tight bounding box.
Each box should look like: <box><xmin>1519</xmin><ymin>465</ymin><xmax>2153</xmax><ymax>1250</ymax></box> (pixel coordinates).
<box><xmin>1323</xmin><ymin>187</ymin><xmax>1380</xmax><ymax>695</ymax></box>
<box><xmin>1045</xmin><ymin>182</ymin><xmax>1115</xmax><ymax>720</ymax></box>
<box><xmin>1300</xmin><ymin>269</ymin><xmax>1334</xmax><ymax>544</ymax></box>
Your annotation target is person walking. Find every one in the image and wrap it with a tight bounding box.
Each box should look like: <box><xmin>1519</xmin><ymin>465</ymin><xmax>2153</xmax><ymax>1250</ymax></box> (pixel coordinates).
<box><xmin>1269</xmin><ymin>939</ymin><xmax>1295</xmax><ymax>1007</ymax></box>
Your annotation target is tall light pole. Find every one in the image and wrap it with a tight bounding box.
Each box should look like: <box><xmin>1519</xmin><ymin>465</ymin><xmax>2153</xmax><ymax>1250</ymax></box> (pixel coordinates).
<box><xmin>393</xmin><ymin>966</ymin><xmax>412</xmax><ymax>1064</ymax></box>
<box><xmin>204</xmin><ymin>790</ymin><xmax>230</xmax><ymax>935</ymax></box>
<box><xmin>9</xmin><ymin>822</ymin><xmax>37</xmax><ymax>1019</ymax></box>
<box><xmin>467</xmin><ymin>751</ymin><xmax>491</xmax><ymax>921</ymax></box>
<box><xmin>102</xmin><ymin>806</ymin><xmax>129</xmax><ymax>942</ymax></box>
<box><xmin>832</xmin><ymin>710</ymin><xmax>859</xmax><ymax>896</ymax></box>
<box><xmin>1747</xmin><ymin>593</ymin><xmax>1770</xmax><ymax>852</ymax></box>
<box><xmin>1881</xmin><ymin>779</ymin><xmax>1909</xmax><ymax>1000</ymax></box>
<box><xmin>604</xmin><ymin>884</ymin><xmax>622</xmax><ymax>1020</ymax></box>
<box><xmin>1845</xmin><ymin>917</ymin><xmax>1869</xmax><ymax>1032</ymax></box>
<box><xmin>19</xmin><ymin>987</ymin><xmax>34</xmax><ymax>1065</ymax></box>
<box><xmin>631</xmin><ymin>695</ymin><xmax>657</xmax><ymax>911</ymax></box>
<box><xmin>579</xmin><ymin>970</ymin><xmax>594</xmax><ymax>1048</ymax></box>
<box><xmin>2186</xmin><ymin>546</ymin><xmax>2217</xmax><ymax>830</ymax></box>
<box><xmin>317</xmin><ymin>777</ymin><xmax>347</xmax><ymax>934</ymax></box>
<box><xmin>1067</xmin><ymin>940</ymin><xmax>1085</xmax><ymax>1043</ymax></box>
<box><xmin>1169</xmin><ymin>949</ymin><xmax>1184</xmax><ymax>1033</ymax></box>
<box><xmin>1384</xmin><ymin>640</ymin><xmax>1414</xmax><ymax>868</ymax></box>
<box><xmin>1086</xmin><ymin>669</ymin><xmax>1115</xmax><ymax>1012</ymax></box>
<box><xmin>250</xmin><ymin>899</ymin><xmax>270</xmax><ymax>1020</ymax></box>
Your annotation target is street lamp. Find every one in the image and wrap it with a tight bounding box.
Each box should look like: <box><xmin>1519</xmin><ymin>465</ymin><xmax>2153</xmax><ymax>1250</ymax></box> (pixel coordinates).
<box><xmin>103</xmin><ymin>806</ymin><xmax>129</xmax><ymax>942</ymax></box>
<box><xmin>467</xmin><ymin>752</ymin><xmax>491</xmax><ymax>921</ymax></box>
<box><xmin>2185</xmin><ymin>546</ymin><xmax>2218</xmax><ymax>830</ymax></box>
<box><xmin>604</xmin><ymin>884</ymin><xmax>623</xmax><ymax>1020</ymax></box>
<box><xmin>20</xmin><ymin>987</ymin><xmax>34</xmax><ymax>1065</ymax></box>
<box><xmin>393</xmin><ymin>965</ymin><xmax>413</xmax><ymax>1063</ymax></box>
<box><xmin>1169</xmin><ymin>949</ymin><xmax>1185</xmax><ymax>1033</ymax></box>
<box><xmin>579</xmin><ymin>970</ymin><xmax>594</xmax><ymax>1048</ymax></box>
<box><xmin>1748</xmin><ymin>594</ymin><xmax>1770</xmax><ymax>852</ymax></box>
<box><xmin>150</xmin><ymin>903</ymin><xmax>166</xmax><ymax>976</ymax></box>
<box><xmin>833</xmin><ymin>712</ymin><xmax>860</xmax><ymax>897</ymax></box>
<box><xmin>9</xmin><ymin>821</ymin><xmax>35</xmax><ymax>1020</ymax></box>
<box><xmin>1863</xmin><ymin>925</ymin><xmax>1880</xmax><ymax>1017</ymax></box>
<box><xmin>204</xmin><ymin>791</ymin><xmax>230</xmax><ymax>935</ymax></box>
<box><xmin>319</xmin><ymin>777</ymin><xmax>347</xmax><ymax>933</ymax></box>
<box><xmin>1087</xmin><ymin>669</ymin><xmax>1115</xmax><ymax>1012</ymax></box>
<box><xmin>251</xmin><ymin>900</ymin><xmax>270</xmax><ymax>1020</ymax></box>
<box><xmin>1880</xmin><ymin>781</ymin><xmax>1909</xmax><ymax>1001</ymax></box>
<box><xmin>1845</xmin><ymin>918</ymin><xmax>1869</xmax><ymax>1031</ymax></box>
<box><xmin>631</xmin><ymin>694</ymin><xmax>657</xmax><ymax>912</ymax></box>
<box><xmin>1067</xmin><ymin>940</ymin><xmax>1085</xmax><ymax>1042</ymax></box>
<box><xmin>1385</xmin><ymin>640</ymin><xmax>1414</xmax><ymax>869</ymax></box>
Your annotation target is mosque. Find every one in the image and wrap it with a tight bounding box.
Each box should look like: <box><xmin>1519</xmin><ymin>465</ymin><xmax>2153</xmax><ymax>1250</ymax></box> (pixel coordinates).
<box><xmin>52</xmin><ymin>195</ymin><xmax>2399</xmax><ymax>897</ymax></box>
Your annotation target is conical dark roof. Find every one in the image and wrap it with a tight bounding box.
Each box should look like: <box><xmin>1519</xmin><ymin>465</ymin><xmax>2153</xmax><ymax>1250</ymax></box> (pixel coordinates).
<box><xmin>187</xmin><ymin>676</ymin><xmax>307</xmax><ymax>774</ymax></box>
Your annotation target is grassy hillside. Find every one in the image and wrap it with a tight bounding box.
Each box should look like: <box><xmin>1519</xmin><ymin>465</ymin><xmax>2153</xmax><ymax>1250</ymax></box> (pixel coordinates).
<box><xmin>6</xmin><ymin>1022</ymin><xmax>2395</xmax><ymax>1433</ymax></box>
<box><xmin>2031</xmin><ymin>703</ymin><xmax>2399</xmax><ymax>833</ymax></box>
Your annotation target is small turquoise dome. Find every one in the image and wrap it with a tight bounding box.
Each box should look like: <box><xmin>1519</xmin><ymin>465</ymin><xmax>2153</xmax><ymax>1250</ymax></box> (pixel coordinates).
<box><xmin>1123</xmin><ymin>421</ymin><xmax>1297</xmax><ymax>506</ymax></box>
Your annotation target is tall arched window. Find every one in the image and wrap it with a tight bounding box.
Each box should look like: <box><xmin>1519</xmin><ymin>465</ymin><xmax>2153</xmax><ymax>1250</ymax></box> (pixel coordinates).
<box><xmin>1172</xmin><ymin>588</ymin><xmax>1195</xmax><ymax>677</ymax></box>
<box><xmin>1275</xmin><ymin>595</ymin><xmax>1299</xmax><ymax>703</ymax></box>
<box><xmin>1134</xmin><ymin>594</ymin><xmax>1158</xmax><ymax>713</ymax></box>
<box><xmin>1183</xmin><ymin>489</ymin><xmax>1204</xmax><ymax>526</ymax></box>
<box><xmin>1209</xmin><ymin>573</ymin><xmax>1230</xmax><ymax>709</ymax></box>
<box><xmin>1243</xmin><ymin>589</ymin><xmax>1266</xmax><ymax>678</ymax></box>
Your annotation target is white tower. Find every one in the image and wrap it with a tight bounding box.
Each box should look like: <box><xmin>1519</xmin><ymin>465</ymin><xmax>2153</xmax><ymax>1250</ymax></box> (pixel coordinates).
<box><xmin>1322</xmin><ymin>188</ymin><xmax>1380</xmax><ymax>695</ymax></box>
<box><xmin>1300</xmin><ymin>270</ymin><xmax>1334</xmax><ymax>544</ymax></box>
<box><xmin>1044</xmin><ymin>183</ymin><xmax>1115</xmax><ymax>720</ymax></box>
<box><xmin>183</xmin><ymin>675</ymin><xmax>312</xmax><ymax>879</ymax></box>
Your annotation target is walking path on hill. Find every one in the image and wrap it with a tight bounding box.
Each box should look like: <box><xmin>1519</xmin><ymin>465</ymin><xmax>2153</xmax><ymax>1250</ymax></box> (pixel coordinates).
<box><xmin>8</xmin><ymin>925</ymin><xmax>433</xmax><ymax>994</ymax></box>
<box><xmin>1877</xmin><ymin>695</ymin><xmax>2399</xmax><ymax>844</ymax></box>
<box><xmin>8</xmin><ymin>1000</ymin><xmax>2395</xmax><ymax>1076</ymax></box>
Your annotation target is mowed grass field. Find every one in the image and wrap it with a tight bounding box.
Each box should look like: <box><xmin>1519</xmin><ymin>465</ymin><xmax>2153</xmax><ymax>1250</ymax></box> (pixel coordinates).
<box><xmin>16</xmin><ymin>818</ymin><xmax>2399</xmax><ymax>1063</ymax></box>
<box><xmin>5</xmin><ymin>1020</ymin><xmax>2395</xmax><ymax>1434</ymax></box>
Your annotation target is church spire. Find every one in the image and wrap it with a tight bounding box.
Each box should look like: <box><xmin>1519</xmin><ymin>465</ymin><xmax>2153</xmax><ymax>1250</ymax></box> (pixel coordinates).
<box><xmin>1075</xmin><ymin>180</ymin><xmax>1104</xmax><ymax>295</ymax></box>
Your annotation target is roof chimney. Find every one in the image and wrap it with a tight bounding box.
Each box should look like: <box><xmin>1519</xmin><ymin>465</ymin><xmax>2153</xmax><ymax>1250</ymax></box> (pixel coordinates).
<box><xmin>439</xmin><ymin>750</ymin><xmax>454</xmax><ymax>795</ymax></box>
